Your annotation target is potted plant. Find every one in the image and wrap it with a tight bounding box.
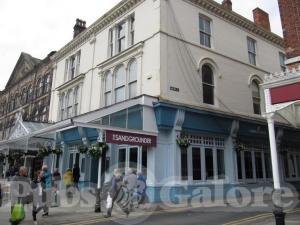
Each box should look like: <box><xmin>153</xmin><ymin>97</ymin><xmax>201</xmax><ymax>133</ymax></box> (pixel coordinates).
<box><xmin>176</xmin><ymin>137</ymin><xmax>191</xmax><ymax>149</ymax></box>
<box><xmin>78</xmin><ymin>145</ymin><xmax>89</xmax><ymax>154</ymax></box>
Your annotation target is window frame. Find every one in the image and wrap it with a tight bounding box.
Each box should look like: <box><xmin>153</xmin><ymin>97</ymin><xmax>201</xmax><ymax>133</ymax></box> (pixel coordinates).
<box><xmin>247</xmin><ymin>37</ymin><xmax>257</xmax><ymax>66</ymax></box>
<box><xmin>251</xmin><ymin>80</ymin><xmax>261</xmax><ymax>115</ymax></box>
<box><xmin>202</xmin><ymin>64</ymin><xmax>215</xmax><ymax>105</ymax></box>
<box><xmin>199</xmin><ymin>15</ymin><xmax>212</xmax><ymax>48</ymax></box>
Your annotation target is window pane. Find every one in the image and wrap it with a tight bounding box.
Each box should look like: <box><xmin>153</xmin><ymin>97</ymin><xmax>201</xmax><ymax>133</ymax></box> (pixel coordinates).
<box><xmin>105</xmin><ymin>92</ymin><xmax>111</xmax><ymax>106</ymax></box>
<box><xmin>110</xmin><ymin>109</ymin><xmax>126</xmax><ymax>128</ymax></box>
<box><xmin>237</xmin><ymin>151</ymin><xmax>243</xmax><ymax>179</ymax></box>
<box><xmin>81</xmin><ymin>158</ymin><xmax>85</xmax><ymax>173</ymax></box>
<box><xmin>202</xmin><ymin>65</ymin><xmax>214</xmax><ymax>105</ymax></box>
<box><xmin>129</xmin><ymin>82</ymin><xmax>137</xmax><ymax>99</ymax></box>
<box><xmin>181</xmin><ymin>148</ymin><xmax>188</xmax><ymax>180</ymax></box>
<box><xmin>105</xmin><ymin>72</ymin><xmax>112</xmax><ymax>91</ymax></box>
<box><xmin>115</xmin><ymin>66</ymin><xmax>126</xmax><ymax>87</ymax></box>
<box><xmin>283</xmin><ymin>152</ymin><xmax>289</xmax><ymax>178</ymax></box>
<box><xmin>115</xmin><ymin>86</ymin><xmax>125</xmax><ymax>103</ymax></box>
<box><xmin>288</xmin><ymin>154</ymin><xmax>296</xmax><ymax>177</ymax></box>
<box><xmin>119</xmin><ymin>148</ymin><xmax>126</xmax><ymax>174</ymax></box>
<box><xmin>192</xmin><ymin>148</ymin><xmax>201</xmax><ymax>180</ymax></box>
<box><xmin>264</xmin><ymin>153</ymin><xmax>272</xmax><ymax>178</ymax></box>
<box><xmin>244</xmin><ymin>151</ymin><xmax>253</xmax><ymax>179</ymax></box>
<box><xmin>69</xmin><ymin>153</ymin><xmax>74</xmax><ymax>169</ymax></box>
<box><xmin>297</xmin><ymin>155</ymin><xmax>300</xmax><ymax>177</ymax></box>
<box><xmin>142</xmin><ymin>147</ymin><xmax>147</xmax><ymax>177</ymax></box>
<box><xmin>255</xmin><ymin>152</ymin><xmax>263</xmax><ymax>179</ymax></box>
<box><xmin>128</xmin><ymin>106</ymin><xmax>143</xmax><ymax>130</ymax></box>
<box><xmin>129</xmin><ymin>147</ymin><xmax>138</xmax><ymax>169</ymax></box>
<box><xmin>217</xmin><ymin>149</ymin><xmax>225</xmax><ymax>179</ymax></box>
<box><xmin>129</xmin><ymin>60</ymin><xmax>137</xmax><ymax>82</ymax></box>
<box><xmin>205</xmin><ymin>148</ymin><xmax>214</xmax><ymax>180</ymax></box>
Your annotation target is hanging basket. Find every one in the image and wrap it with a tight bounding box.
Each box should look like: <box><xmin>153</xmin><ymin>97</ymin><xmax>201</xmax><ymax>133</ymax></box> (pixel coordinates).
<box><xmin>37</xmin><ymin>146</ymin><xmax>52</xmax><ymax>158</ymax></box>
<box><xmin>78</xmin><ymin>145</ymin><xmax>89</xmax><ymax>154</ymax></box>
<box><xmin>176</xmin><ymin>137</ymin><xmax>190</xmax><ymax>149</ymax></box>
<box><xmin>88</xmin><ymin>142</ymin><xmax>109</xmax><ymax>159</ymax></box>
<box><xmin>52</xmin><ymin>147</ymin><xmax>63</xmax><ymax>156</ymax></box>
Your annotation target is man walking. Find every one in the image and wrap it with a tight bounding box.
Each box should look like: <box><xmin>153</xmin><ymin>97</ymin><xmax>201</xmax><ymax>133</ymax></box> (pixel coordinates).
<box><xmin>40</xmin><ymin>165</ymin><xmax>52</xmax><ymax>217</ymax></box>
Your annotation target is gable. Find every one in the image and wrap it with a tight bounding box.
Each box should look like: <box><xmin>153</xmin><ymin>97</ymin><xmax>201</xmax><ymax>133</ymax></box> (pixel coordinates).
<box><xmin>5</xmin><ymin>52</ymin><xmax>41</xmax><ymax>89</ymax></box>
<box><xmin>8</xmin><ymin>114</ymin><xmax>29</xmax><ymax>140</ymax></box>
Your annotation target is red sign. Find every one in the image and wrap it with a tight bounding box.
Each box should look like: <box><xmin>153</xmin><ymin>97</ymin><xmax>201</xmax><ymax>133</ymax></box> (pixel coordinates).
<box><xmin>270</xmin><ymin>82</ymin><xmax>300</xmax><ymax>105</ymax></box>
<box><xmin>106</xmin><ymin>130</ymin><xmax>157</xmax><ymax>147</ymax></box>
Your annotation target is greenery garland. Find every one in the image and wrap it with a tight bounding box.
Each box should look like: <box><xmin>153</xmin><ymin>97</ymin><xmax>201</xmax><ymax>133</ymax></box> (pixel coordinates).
<box><xmin>176</xmin><ymin>137</ymin><xmax>191</xmax><ymax>149</ymax></box>
<box><xmin>78</xmin><ymin>145</ymin><xmax>89</xmax><ymax>154</ymax></box>
<box><xmin>89</xmin><ymin>142</ymin><xmax>109</xmax><ymax>159</ymax></box>
<box><xmin>37</xmin><ymin>146</ymin><xmax>52</xmax><ymax>158</ymax></box>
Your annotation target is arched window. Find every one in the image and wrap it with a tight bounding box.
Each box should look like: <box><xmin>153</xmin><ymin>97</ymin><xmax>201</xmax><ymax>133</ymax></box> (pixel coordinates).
<box><xmin>114</xmin><ymin>65</ymin><xmax>126</xmax><ymax>103</ymax></box>
<box><xmin>251</xmin><ymin>80</ymin><xmax>261</xmax><ymax>114</ymax></box>
<box><xmin>202</xmin><ymin>64</ymin><xmax>214</xmax><ymax>105</ymax></box>
<box><xmin>44</xmin><ymin>75</ymin><xmax>51</xmax><ymax>93</ymax></box>
<box><xmin>104</xmin><ymin>71</ymin><xmax>112</xmax><ymax>106</ymax></box>
<box><xmin>128</xmin><ymin>60</ymin><xmax>137</xmax><ymax>98</ymax></box>
<box><xmin>21</xmin><ymin>87</ymin><xmax>27</xmax><ymax>104</ymax></box>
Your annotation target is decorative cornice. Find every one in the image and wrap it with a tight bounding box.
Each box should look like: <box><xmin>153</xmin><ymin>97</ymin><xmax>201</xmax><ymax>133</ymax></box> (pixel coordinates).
<box><xmin>52</xmin><ymin>0</ymin><xmax>143</xmax><ymax>62</ymax></box>
<box><xmin>98</xmin><ymin>42</ymin><xmax>144</xmax><ymax>75</ymax></box>
<box><xmin>263</xmin><ymin>66</ymin><xmax>300</xmax><ymax>88</ymax></box>
<box><xmin>56</xmin><ymin>74</ymin><xmax>85</xmax><ymax>92</ymax></box>
<box><xmin>187</xmin><ymin>0</ymin><xmax>284</xmax><ymax>47</ymax></box>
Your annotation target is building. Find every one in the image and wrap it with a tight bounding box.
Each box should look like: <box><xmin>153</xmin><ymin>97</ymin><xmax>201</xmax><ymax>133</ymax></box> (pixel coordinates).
<box><xmin>2</xmin><ymin>0</ymin><xmax>300</xmax><ymax>202</ymax></box>
<box><xmin>0</xmin><ymin>52</ymin><xmax>55</xmax><ymax>177</ymax></box>
<box><xmin>278</xmin><ymin>0</ymin><xmax>300</xmax><ymax>69</ymax></box>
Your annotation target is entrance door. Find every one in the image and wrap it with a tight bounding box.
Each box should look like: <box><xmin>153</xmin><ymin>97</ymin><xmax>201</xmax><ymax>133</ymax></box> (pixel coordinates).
<box><xmin>69</xmin><ymin>152</ymin><xmax>85</xmax><ymax>179</ymax></box>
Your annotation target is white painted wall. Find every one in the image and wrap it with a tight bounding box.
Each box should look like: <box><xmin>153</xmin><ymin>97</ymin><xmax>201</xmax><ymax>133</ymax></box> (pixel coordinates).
<box><xmin>159</xmin><ymin>0</ymin><xmax>285</xmax><ymax>116</ymax></box>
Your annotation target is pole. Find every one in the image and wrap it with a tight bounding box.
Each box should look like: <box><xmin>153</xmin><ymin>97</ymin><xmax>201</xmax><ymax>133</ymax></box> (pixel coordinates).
<box><xmin>267</xmin><ymin>113</ymin><xmax>285</xmax><ymax>225</ymax></box>
<box><xmin>95</xmin><ymin>157</ymin><xmax>102</xmax><ymax>212</ymax></box>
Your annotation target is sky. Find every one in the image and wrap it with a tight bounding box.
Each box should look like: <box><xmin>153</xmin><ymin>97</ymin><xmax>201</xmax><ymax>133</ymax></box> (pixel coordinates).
<box><xmin>0</xmin><ymin>0</ymin><xmax>282</xmax><ymax>91</ymax></box>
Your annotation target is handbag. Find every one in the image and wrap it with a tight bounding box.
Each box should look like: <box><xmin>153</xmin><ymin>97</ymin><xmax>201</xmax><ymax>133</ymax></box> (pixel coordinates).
<box><xmin>106</xmin><ymin>193</ymin><xmax>113</xmax><ymax>209</ymax></box>
<box><xmin>11</xmin><ymin>201</ymin><xmax>25</xmax><ymax>222</ymax></box>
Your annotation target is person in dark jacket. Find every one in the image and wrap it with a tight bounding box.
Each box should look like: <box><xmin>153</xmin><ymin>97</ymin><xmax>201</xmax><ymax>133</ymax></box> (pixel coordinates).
<box><xmin>105</xmin><ymin>168</ymin><xmax>123</xmax><ymax>218</ymax></box>
<box><xmin>72</xmin><ymin>164</ymin><xmax>80</xmax><ymax>190</ymax></box>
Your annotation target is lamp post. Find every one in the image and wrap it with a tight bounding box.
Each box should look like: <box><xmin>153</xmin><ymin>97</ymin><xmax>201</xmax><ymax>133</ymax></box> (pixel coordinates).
<box><xmin>266</xmin><ymin>113</ymin><xmax>285</xmax><ymax>225</ymax></box>
<box><xmin>95</xmin><ymin>130</ymin><xmax>104</xmax><ymax>213</ymax></box>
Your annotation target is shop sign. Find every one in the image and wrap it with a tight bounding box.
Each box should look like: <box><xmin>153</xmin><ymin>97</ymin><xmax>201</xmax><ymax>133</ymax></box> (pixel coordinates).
<box><xmin>106</xmin><ymin>130</ymin><xmax>157</xmax><ymax>147</ymax></box>
<box><xmin>270</xmin><ymin>82</ymin><xmax>300</xmax><ymax>104</ymax></box>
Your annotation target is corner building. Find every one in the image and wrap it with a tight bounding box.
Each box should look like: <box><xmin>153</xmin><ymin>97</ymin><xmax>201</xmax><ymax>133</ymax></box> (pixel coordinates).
<box><xmin>17</xmin><ymin>0</ymin><xmax>300</xmax><ymax>202</ymax></box>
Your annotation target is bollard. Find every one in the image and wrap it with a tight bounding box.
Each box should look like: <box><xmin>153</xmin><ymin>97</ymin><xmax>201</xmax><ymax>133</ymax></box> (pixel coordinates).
<box><xmin>273</xmin><ymin>207</ymin><xmax>286</xmax><ymax>225</ymax></box>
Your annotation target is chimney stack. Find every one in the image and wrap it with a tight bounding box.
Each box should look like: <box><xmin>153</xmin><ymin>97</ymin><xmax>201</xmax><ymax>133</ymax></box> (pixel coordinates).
<box><xmin>253</xmin><ymin>8</ymin><xmax>271</xmax><ymax>32</ymax></box>
<box><xmin>278</xmin><ymin>0</ymin><xmax>300</xmax><ymax>69</ymax></box>
<box><xmin>221</xmin><ymin>0</ymin><xmax>232</xmax><ymax>11</ymax></box>
<box><xmin>73</xmin><ymin>18</ymin><xmax>86</xmax><ymax>39</ymax></box>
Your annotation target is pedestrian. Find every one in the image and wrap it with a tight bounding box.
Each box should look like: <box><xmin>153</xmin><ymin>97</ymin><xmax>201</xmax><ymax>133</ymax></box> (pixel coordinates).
<box><xmin>10</xmin><ymin>166</ymin><xmax>32</xmax><ymax>225</ymax></box>
<box><xmin>63</xmin><ymin>169</ymin><xmax>74</xmax><ymax>204</ymax></box>
<box><xmin>52</xmin><ymin>169</ymin><xmax>61</xmax><ymax>207</ymax></box>
<box><xmin>72</xmin><ymin>164</ymin><xmax>80</xmax><ymax>190</ymax></box>
<box><xmin>105</xmin><ymin>168</ymin><xmax>123</xmax><ymax>218</ymax></box>
<box><xmin>32</xmin><ymin>170</ymin><xmax>43</xmax><ymax>225</ymax></box>
<box><xmin>40</xmin><ymin>165</ymin><xmax>52</xmax><ymax>217</ymax></box>
<box><xmin>136</xmin><ymin>171</ymin><xmax>147</xmax><ymax>208</ymax></box>
<box><xmin>124</xmin><ymin>168</ymin><xmax>137</xmax><ymax>211</ymax></box>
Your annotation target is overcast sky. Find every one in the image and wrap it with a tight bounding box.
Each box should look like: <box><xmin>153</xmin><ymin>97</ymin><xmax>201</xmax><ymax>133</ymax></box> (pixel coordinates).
<box><xmin>0</xmin><ymin>0</ymin><xmax>282</xmax><ymax>91</ymax></box>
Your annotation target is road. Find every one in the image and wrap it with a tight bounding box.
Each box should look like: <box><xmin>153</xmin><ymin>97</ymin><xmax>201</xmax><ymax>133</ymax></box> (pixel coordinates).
<box><xmin>56</xmin><ymin>204</ymin><xmax>300</xmax><ymax>225</ymax></box>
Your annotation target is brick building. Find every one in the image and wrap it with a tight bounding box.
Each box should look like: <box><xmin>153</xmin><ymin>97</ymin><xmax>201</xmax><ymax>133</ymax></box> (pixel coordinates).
<box><xmin>278</xmin><ymin>0</ymin><xmax>300</xmax><ymax>69</ymax></box>
<box><xmin>0</xmin><ymin>52</ymin><xmax>55</xmax><ymax>140</ymax></box>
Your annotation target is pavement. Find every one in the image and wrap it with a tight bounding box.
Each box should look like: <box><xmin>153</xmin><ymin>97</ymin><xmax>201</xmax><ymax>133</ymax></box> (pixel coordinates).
<box><xmin>0</xmin><ymin>196</ymin><xmax>299</xmax><ymax>225</ymax></box>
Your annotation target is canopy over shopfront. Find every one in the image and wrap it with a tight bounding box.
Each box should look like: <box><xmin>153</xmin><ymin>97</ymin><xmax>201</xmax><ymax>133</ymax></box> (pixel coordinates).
<box><xmin>262</xmin><ymin>68</ymin><xmax>300</xmax><ymax>191</ymax></box>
